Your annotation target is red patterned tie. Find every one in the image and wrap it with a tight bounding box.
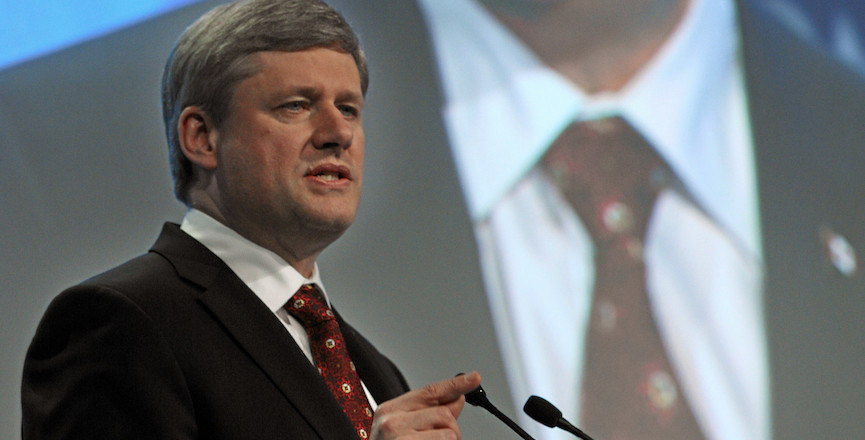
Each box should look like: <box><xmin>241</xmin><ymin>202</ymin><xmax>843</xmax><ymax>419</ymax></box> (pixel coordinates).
<box><xmin>288</xmin><ymin>284</ymin><xmax>374</xmax><ymax>439</ymax></box>
<box><xmin>540</xmin><ymin>117</ymin><xmax>705</xmax><ymax>439</ymax></box>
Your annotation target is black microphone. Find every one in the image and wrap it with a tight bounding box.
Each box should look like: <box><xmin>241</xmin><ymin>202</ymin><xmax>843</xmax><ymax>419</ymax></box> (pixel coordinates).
<box><xmin>457</xmin><ymin>374</ymin><xmax>537</xmax><ymax>440</ymax></box>
<box><xmin>523</xmin><ymin>395</ymin><xmax>595</xmax><ymax>440</ymax></box>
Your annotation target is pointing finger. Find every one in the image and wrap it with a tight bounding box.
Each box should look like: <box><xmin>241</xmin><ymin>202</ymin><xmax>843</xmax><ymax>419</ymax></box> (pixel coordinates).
<box><xmin>387</xmin><ymin>371</ymin><xmax>482</xmax><ymax>412</ymax></box>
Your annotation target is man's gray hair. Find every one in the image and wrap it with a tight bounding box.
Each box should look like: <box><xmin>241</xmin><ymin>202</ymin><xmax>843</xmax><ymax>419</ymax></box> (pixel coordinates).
<box><xmin>162</xmin><ymin>0</ymin><xmax>368</xmax><ymax>204</ymax></box>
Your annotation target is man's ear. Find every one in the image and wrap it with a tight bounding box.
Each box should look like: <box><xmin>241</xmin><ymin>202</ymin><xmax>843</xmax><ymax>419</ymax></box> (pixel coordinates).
<box><xmin>178</xmin><ymin>106</ymin><xmax>219</xmax><ymax>170</ymax></box>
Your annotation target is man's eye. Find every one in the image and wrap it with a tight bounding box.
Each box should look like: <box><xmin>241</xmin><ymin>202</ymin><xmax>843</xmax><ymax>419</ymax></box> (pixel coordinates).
<box><xmin>339</xmin><ymin>105</ymin><xmax>359</xmax><ymax>117</ymax></box>
<box><xmin>280</xmin><ymin>101</ymin><xmax>307</xmax><ymax>111</ymax></box>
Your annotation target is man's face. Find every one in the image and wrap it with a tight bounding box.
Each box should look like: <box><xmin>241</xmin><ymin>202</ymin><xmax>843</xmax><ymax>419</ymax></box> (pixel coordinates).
<box><xmin>211</xmin><ymin>48</ymin><xmax>365</xmax><ymax>247</ymax></box>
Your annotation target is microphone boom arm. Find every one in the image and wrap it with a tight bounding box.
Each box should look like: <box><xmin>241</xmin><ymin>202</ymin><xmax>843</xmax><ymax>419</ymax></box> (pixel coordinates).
<box><xmin>459</xmin><ymin>375</ymin><xmax>537</xmax><ymax>440</ymax></box>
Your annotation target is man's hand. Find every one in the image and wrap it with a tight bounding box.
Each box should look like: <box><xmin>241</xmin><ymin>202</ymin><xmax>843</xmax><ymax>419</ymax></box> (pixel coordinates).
<box><xmin>371</xmin><ymin>371</ymin><xmax>482</xmax><ymax>439</ymax></box>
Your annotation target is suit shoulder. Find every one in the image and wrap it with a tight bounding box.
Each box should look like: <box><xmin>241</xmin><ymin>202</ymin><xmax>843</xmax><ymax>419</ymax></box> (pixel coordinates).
<box><xmin>22</xmin><ymin>259</ymin><xmax>198</xmax><ymax>438</ymax></box>
<box><xmin>78</xmin><ymin>245</ymin><xmax>215</xmax><ymax>304</ymax></box>
<box><xmin>83</xmin><ymin>251</ymin><xmax>176</xmax><ymax>288</ymax></box>
<box><xmin>31</xmin><ymin>249</ymin><xmax>212</xmax><ymax>354</ymax></box>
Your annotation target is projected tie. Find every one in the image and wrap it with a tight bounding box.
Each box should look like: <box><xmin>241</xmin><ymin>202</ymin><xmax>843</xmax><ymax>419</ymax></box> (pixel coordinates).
<box><xmin>288</xmin><ymin>284</ymin><xmax>374</xmax><ymax>439</ymax></box>
<box><xmin>540</xmin><ymin>116</ymin><xmax>705</xmax><ymax>439</ymax></box>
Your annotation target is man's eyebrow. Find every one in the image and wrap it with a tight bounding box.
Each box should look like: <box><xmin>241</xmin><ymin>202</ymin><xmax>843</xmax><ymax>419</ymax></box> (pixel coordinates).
<box><xmin>340</xmin><ymin>90</ymin><xmax>365</xmax><ymax>105</ymax></box>
<box><xmin>274</xmin><ymin>86</ymin><xmax>363</xmax><ymax>102</ymax></box>
<box><xmin>278</xmin><ymin>86</ymin><xmax>318</xmax><ymax>98</ymax></box>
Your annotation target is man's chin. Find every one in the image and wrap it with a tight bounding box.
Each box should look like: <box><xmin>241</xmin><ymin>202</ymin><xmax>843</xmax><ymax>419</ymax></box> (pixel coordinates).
<box><xmin>302</xmin><ymin>212</ymin><xmax>356</xmax><ymax>238</ymax></box>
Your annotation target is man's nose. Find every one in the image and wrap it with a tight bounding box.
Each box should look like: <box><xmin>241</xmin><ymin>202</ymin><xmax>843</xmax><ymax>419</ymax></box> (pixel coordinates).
<box><xmin>312</xmin><ymin>105</ymin><xmax>353</xmax><ymax>150</ymax></box>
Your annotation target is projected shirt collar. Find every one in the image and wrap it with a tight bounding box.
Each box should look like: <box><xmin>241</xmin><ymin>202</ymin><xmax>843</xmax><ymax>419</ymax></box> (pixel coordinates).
<box><xmin>420</xmin><ymin>0</ymin><xmax>757</xmax><ymax>258</ymax></box>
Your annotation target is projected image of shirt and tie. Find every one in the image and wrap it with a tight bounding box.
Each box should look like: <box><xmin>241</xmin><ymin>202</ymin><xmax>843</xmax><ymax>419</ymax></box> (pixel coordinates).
<box><xmin>418</xmin><ymin>0</ymin><xmax>865</xmax><ymax>439</ymax></box>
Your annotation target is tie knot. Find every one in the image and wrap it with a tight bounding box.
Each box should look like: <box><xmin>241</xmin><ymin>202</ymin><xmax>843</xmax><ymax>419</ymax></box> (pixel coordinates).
<box><xmin>541</xmin><ymin>116</ymin><xmax>676</xmax><ymax>243</ymax></box>
<box><xmin>288</xmin><ymin>284</ymin><xmax>334</xmax><ymax>328</ymax></box>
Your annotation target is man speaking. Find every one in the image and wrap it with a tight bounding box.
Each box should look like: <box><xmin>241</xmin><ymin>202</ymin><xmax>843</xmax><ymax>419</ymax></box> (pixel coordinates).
<box><xmin>21</xmin><ymin>0</ymin><xmax>481</xmax><ymax>438</ymax></box>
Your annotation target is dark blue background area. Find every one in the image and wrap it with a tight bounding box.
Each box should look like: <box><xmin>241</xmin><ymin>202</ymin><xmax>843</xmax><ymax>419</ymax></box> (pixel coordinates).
<box><xmin>0</xmin><ymin>0</ymin><xmax>199</xmax><ymax>70</ymax></box>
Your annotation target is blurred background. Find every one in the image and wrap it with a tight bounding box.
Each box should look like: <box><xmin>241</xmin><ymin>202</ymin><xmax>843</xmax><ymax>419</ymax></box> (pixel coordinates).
<box><xmin>1</xmin><ymin>0</ymin><xmax>863</xmax><ymax>439</ymax></box>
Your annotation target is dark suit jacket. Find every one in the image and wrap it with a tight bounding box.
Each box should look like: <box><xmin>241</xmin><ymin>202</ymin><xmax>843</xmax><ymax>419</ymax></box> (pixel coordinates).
<box><xmin>739</xmin><ymin>1</ymin><xmax>865</xmax><ymax>438</ymax></box>
<box><xmin>22</xmin><ymin>223</ymin><xmax>409</xmax><ymax>439</ymax></box>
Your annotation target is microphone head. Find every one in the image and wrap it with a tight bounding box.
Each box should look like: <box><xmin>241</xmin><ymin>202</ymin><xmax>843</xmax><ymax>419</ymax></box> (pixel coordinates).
<box><xmin>464</xmin><ymin>384</ymin><xmax>490</xmax><ymax>407</ymax></box>
<box><xmin>455</xmin><ymin>373</ymin><xmax>491</xmax><ymax>408</ymax></box>
<box><xmin>523</xmin><ymin>395</ymin><xmax>562</xmax><ymax>428</ymax></box>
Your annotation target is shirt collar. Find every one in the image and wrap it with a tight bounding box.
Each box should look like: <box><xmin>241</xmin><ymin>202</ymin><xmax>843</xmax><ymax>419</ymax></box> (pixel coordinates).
<box><xmin>420</xmin><ymin>0</ymin><xmax>752</xmax><ymax>254</ymax></box>
<box><xmin>618</xmin><ymin>0</ymin><xmax>745</xmax><ymax>240</ymax></box>
<box><xmin>419</xmin><ymin>0</ymin><xmax>585</xmax><ymax>220</ymax></box>
<box><xmin>180</xmin><ymin>208</ymin><xmax>330</xmax><ymax>312</ymax></box>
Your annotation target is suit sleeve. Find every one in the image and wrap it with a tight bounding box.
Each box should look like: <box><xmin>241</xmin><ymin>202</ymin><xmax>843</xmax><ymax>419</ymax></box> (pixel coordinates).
<box><xmin>22</xmin><ymin>285</ymin><xmax>197</xmax><ymax>439</ymax></box>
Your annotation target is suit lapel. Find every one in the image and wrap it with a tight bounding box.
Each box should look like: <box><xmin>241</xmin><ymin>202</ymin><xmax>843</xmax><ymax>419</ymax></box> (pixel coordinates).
<box><xmin>150</xmin><ymin>223</ymin><xmax>359</xmax><ymax>439</ymax></box>
<box><xmin>739</xmin><ymin>0</ymin><xmax>865</xmax><ymax>282</ymax></box>
<box><xmin>738</xmin><ymin>2</ymin><xmax>865</xmax><ymax>437</ymax></box>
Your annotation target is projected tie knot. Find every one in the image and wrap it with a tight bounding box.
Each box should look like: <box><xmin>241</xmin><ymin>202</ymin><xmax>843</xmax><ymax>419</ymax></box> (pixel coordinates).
<box><xmin>289</xmin><ymin>284</ymin><xmax>374</xmax><ymax>439</ymax></box>
<box><xmin>541</xmin><ymin>117</ymin><xmax>674</xmax><ymax>249</ymax></box>
<box><xmin>541</xmin><ymin>116</ymin><xmax>705</xmax><ymax>439</ymax></box>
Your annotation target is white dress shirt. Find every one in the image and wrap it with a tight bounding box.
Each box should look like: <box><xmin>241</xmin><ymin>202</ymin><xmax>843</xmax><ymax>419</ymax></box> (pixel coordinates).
<box><xmin>418</xmin><ymin>0</ymin><xmax>769</xmax><ymax>439</ymax></box>
<box><xmin>180</xmin><ymin>208</ymin><xmax>378</xmax><ymax>408</ymax></box>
